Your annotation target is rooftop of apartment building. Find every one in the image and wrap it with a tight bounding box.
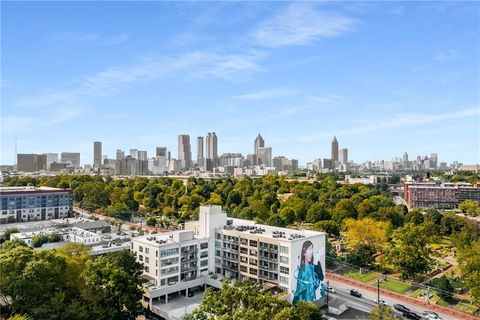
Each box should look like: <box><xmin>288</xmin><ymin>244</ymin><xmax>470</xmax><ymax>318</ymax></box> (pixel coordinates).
<box><xmin>0</xmin><ymin>186</ymin><xmax>71</xmax><ymax>194</ymax></box>
<box><xmin>134</xmin><ymin>206</ymin><xmax>324</xmax><ymax>247</ymax></box>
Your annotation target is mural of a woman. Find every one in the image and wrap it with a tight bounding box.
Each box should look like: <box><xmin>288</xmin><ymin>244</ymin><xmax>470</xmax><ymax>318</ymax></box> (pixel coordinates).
<box><xmin>292</xmin><ymin>240</ymin><xmax>326</xmax><ymax>304</ymax></box>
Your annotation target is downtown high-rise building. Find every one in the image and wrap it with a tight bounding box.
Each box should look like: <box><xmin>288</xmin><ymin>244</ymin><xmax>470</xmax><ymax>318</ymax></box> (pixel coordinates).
<box><xmin>206</xmin><ymin>132</ymin><xmax>218</xmax><ymax>167</ymax></box>
<box><xmin>331</xmin><ymin>136</ymin><xmax>339</xmax><ymax>163</ymax></box>
<box><xmin>61</xmin><ymin>152</ymin><xmax>80</xmax><ymax>167</ymax></box>
<box><xmin>254</xmin><ymin>133</ymin><xmax>265</xmax><ymax>157</ymax></box>
<box><xmin>339</xmin><ymin>148</ymin><xmax>348</xmax><ymax>165</ymax></box>
<box><xmin>17</xmin><ymin>154</ymin><xmax>47</xmax><ymax>172</ymax></box>
<box><xmin>257</xmin><ymin>147</ymin><xmax>272</xmax><ymax>167</ymax></box>
<box><xmin>178</xmin><ymin>134</ymin><xmax>192</xmax><ymax>170</ymax></box>
<box><xmin>196</xmin><ymin>136</ymin><xmax>204</xmax><ymax>162</ymax></box>
<box><xmin>43</xmin><ymin>153</ymin><xmax>58</xmax><ymax>170</ymax></box>
<box><xmin>116</xmin><ymin>149</ymin><xmax>125</xmax><ymax>161</ymax></box>
<box><xmin>156</xmin><ymin>147</ymin><xmax>167</xmax><ymax>157</ymax></box>
<box><xmin>94</xmin><ymin>141</ymin><xmax>102</xmax><ymax>168</ymax></box>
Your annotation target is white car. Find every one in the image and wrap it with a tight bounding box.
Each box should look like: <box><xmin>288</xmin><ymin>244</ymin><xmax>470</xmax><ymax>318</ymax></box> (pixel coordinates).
<box><xmin>423</xmin><ymin>311</ymin><xmax>442</xmax><ymax>320</ymax></box>
<box><xmin>326</xmin><ymin>286</ymin><xmax>335</xmax><ymax>293</ymax></box>
<box><xmin>374</xmin><ymin>298</ymin><xmax>388</xmax><ymax>306</ymax></box>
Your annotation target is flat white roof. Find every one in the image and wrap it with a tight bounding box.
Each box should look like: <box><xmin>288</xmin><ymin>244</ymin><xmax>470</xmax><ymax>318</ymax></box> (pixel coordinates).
<box><xmin>221</xmin><ymin>217</ymin><xmax>324</xmax><ymax>241</ymax></box>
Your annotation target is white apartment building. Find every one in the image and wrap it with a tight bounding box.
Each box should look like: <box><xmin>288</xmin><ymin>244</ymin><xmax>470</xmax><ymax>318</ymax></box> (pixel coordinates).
<box><xmin>132</xmin><ymin>205</ymin><xmax>326</xmax><ymax>314</ymax></box>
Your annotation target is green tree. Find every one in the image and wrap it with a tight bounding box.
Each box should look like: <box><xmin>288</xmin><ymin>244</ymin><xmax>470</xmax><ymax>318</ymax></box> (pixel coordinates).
<box><xmin>105</xmin><ymin>202</ymin><xmax>133</xmax><ymax>220</ymax></box>
<box><xmin>189</xmin><ymin>280</ymin><xmax>322</xmax><ymax>320</ymax></box>
<box><xmin>369</xmin><ymin>305</ymin><xmax>396</xmax><ymax>320</ymax></box>
<box><xmin>456</xmin><ymin>241</ymin><xmax>480</xmax><ymax>305</ymax></box>
<box><xmin>4</xmin><ymin>227</ymin><xmax>20</xmax><ymax>240</ymax></box>
<box><xmin>383</xmin><ymin>223</ymin><xmax>433</xmax><ymax>279</ymax></box>
<box><xmin>347</xmin><ymin>243</ymin><xmax>377</xmax><ymax>267</ymax></box>
<box><xmin>82</xmin><ymin>250</ymin><xmax>145</xmax><ymax>319</ymax></box>
<box><xmin>458</xmin><ymin>200</ymin><xmax>480</xmax><ymax>216</ymax></box>
<box><xmin>430</xmin><ymin>275</ymin><xmax>454</xmax><ymax>301</ymax></box>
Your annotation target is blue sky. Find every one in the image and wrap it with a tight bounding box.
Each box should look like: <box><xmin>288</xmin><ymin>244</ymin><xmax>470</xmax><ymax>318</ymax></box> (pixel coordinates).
<box><xmin>2</xmin><ymin>1</ymin><xmax>479</xmax><ymax>165</ymax></box>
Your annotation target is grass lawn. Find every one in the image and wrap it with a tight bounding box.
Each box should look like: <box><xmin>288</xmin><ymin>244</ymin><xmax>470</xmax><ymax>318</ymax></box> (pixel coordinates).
<box><xmin>410</xmin><ymin>288</ymin><xmax>450</xmax><ymax>307</ymax></box>
<box><xmin>343</xmin><ymin>271</ymin><xmax>377</xmax><ymax>283</ymax></box>
<box><xmin>379</xmin><ymin>279</ymin><xmax>412</xmax><ymax>294</ymax></box>
<box><xmin>455</xmin><ymin>303</ymin><xmax>478</xmax><ymax>314</ymax></box>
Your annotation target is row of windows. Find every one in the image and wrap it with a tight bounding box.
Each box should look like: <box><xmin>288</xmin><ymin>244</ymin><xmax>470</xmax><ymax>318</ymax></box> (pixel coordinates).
<box><xmin>160</xmin><ymin>266</ymin><xmax>179</xmax><ymax>276</ymax></box>
<box><xmin>161</xmin><ymin>257</ymin><xmax>179</xmax><ymax>266</ymax></box>
<box><xmin>161</xmin><ymin>248</ymin><xmax>179</xmax><ymax>257</ymax></box>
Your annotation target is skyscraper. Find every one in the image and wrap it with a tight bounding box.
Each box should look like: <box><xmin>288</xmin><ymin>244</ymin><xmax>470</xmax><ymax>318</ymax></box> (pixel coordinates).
<box><xmin>257</xmin><ymin>147</ymin><xmax>272</xmax><ymax>167</ymax></box>
<box><xmin>196</xmin><ymin>136</ymin><xmax>204</xmax><ymax>162</ymax></box>
<box><xmin>43</xmin><ymin>153</ymin><xmax>58</xmax><ymax>170</ymax></box>
<box><xmin>116</xmin><ymin>149</ymin><xmax>125</xmax><ymax>161</ymax></box>
<box><xmin>137</xmin><ymin>151</ymin><xmax>148</xmax><ymax>161</ymax></box>
<box><xmin>339</xmin><ymin>148</ymin><xmax>348</xmax><ymax>164</ymax></box>
<box><xmin>331</xmin><ymin>136</ymin><xmax>339</xmax><ymax>163</ymax></box>
<box><xmin>17</xmin><ymin>154</ymin><xmax>47</xmax><ymax>172</ymax></box>
<box><xmin>254</xmin><ymin>134</ymin><xmax>265</xmax><ymax>155</ymax></box>
<box><xmin>206</xmin><ymin>132</ymin><xmax>218</xmax><ymax>166</ymax></box>
<box><xmin>61</xmin><ymin>152</ymin><xmax>80</xmax><ymax>167</ymax></box>
<box><xmin>94</xmin><ymin>141</ymin><xmax>102</xmax><ymax>167</ymax></box>
<box><xmin>178</xmin><ymin>134</ymin><xmax>192</xmax><ymax>170</ymax></box>
<box><xmin>254</xmin><ymin>134</ymin><xmax>265</xmax><ymax>165</ymax></box>
<box><xmin>156</xmin><ymin>147</ymin><xmax>167</xmax><ymax>157</ymax></box>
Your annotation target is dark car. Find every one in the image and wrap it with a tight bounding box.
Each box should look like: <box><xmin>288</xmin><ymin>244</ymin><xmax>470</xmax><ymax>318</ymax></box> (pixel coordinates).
<box><xmin>393</xmin><ymin>304</ymin><xmax>410</xmax><ymax>314</ymax></box>
<box><xmin>404</xmin><ymin>312</ymin><xmax>422</xmax><ymax>320</ymax></box>
<box><xmin>350</xmin><ymin>289</ymin><xmax>362</xmax><ymax>298</ymax></box>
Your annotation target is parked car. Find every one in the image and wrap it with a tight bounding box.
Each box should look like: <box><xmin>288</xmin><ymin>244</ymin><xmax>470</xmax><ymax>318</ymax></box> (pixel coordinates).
<box><xmin>393</xmin><ymin>304</ymin><xmax>410</xmax><ymax>314</ymax></box>
<box><xmin>423</xmin><ymin>311</ymin><xmax>442</xmax><ymax>320</ymax></box>
<box><xmin>350</xmin><ymin>289</ymin><xmax>362</xmax><ymax>298</ymax></box>
<box><xmin>404</xmin><ymin>312</ymin><xmax>422</xmax><ymax>320</ymax></box>
<box><xmin>326</xmin><ymin>286</ymin><xmax>335</xmax><ymax>293</ymax></box>
<box><xmin>374</xmin><ymin>298</ymin><xmax>388</xmax><ymax>306</ymax></box>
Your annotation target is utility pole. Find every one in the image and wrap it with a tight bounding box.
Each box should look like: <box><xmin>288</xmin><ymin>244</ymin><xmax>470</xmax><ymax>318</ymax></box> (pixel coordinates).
<box><xmin>377</xmin><ymin>279</ymin><xmax>380</xmax><ymax>302</ymax></box>
<box><xmin>326</xmin><ymin>280</ymin><xmax>329</xmax><ymax>307</ymax></box>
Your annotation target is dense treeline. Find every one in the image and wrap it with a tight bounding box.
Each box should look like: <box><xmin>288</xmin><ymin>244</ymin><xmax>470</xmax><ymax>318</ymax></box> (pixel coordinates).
<box><xmin>4</xmin><ymin>174</ymin><xmax>402</xmax><ymax>232</ymax></box>
<box><xmin>0</xmin><ymin>241</ymin><xmax>144</xmax><ymax>320</ymax></box>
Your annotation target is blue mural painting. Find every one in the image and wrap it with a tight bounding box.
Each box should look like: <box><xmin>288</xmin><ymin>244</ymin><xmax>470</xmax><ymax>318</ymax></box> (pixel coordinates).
<box><xmin>292</xmin><ymin>240</ymin><xmax>326</xmax><ymax>304</ymax></box>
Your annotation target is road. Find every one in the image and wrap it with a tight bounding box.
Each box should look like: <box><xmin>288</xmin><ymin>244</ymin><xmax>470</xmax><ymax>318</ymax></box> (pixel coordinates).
<box><xmin>328</xmin><ymin>278</ymin><xmax>459</xmax><ymax>320</ymax></box>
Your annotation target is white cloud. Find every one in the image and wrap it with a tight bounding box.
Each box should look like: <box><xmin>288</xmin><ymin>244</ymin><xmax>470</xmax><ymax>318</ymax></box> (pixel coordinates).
<box><xmin>17</xmin><ymin>50</ymin><xmax>265</xmax><ymax>109</ymax></box>
<box><xmin>54</xmin><ymin>31</ymin><xmax>130</xmax><ymax>46</ymax></box>
<box><xmin>434</xmin><ymin>49</ymin><xmax>462</xmax><ymax>62</ymax></box>
<box><xmin>297</xmin><ymin>107</ymin><xmax>480</xmax><ymax>142</ymax></box>
<box><xmin>251</xmin><ymin>2</ymin><xmax>357</xmax><ymax>47</ymax></box>
<box><xmin>233</xmin><ymin>89</ymin><xmax>297</xmax><ymax>100</ymax></box>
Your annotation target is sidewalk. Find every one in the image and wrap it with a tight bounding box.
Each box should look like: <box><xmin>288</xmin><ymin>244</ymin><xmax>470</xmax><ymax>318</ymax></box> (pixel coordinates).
<box><xmin>326</xmin><ymin>272</ymin><xmax>479</xmax><ymax>320</ymax></box>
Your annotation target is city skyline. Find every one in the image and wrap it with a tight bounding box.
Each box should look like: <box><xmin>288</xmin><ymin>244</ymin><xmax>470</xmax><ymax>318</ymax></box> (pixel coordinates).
<box><xmin>2</xmin><ymin>2</ymin><xmax>479</xmax><ymax>165</ymax></box>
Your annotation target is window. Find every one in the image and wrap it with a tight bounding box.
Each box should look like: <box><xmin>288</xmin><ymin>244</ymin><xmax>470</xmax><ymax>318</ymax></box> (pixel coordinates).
<box><xmin>160</xmin><ymin>257</ymin><xmax>179</xmax><ymax>266</ymax></box>
<box><xmin>160</xmin><ymin>266</ymin><xmax>179</xmax><ymax>276</ymax></box>
<box><xmin>280</xmin><ymin>256</ymin><xmax>289</xmax><ymax>264</ymax></box>
<box><xmin>240</xmin><ymin>256</ymin><xmax>248</xmax><ymax>263</ymax></box>
<box><xmin>280</xmin><ymin>246</ymin><xmax>289</xmax><ymax>254</ymax></box>
<box><xmin>139</xmin><ymin>246</ymin><xmax>144</xmax><ymax>253</ymax></box>
<box><xmin>145</xmin><ymin>266</ymin><xmax>150</xmax><ymax>273</ymax></box>
<box><xmin>145</xmin><ymin>257</ymin><xmax>150</xmax><ymax>264</ymax></box>
<box><xmin>240</xmin><ymin>247</ymin><xmax>248</xmax><ymax>254</ymax></box>
<box><xmin>156</xmin><ymin>250</ymin><xmax>158</xmax><ymax>257</ymax></box>
<box><xmin>279</xmin><ymin>276</ymin><xmax>289</xmax><ymax>285</ymax></box>
<box><xmin>200</xmin><ymin>251</ymin><xmax>208</xmax><ymax>258</ymax></box>
<box><xmin>240</xmin><ymin>238</ymin><xmax>248</xmax><ymax>245</ymax></box>
<box><xmin>161</xmin><ymin>248</ymin><xmax>179</xmax><ymax>257</ymax></box>
<box><xmin>249</xmin><ymin>258</ymin><xmax>257</xmax><ymax>266</ymax></box>
<box><xmin>200</xmin><ymin>242</ymin><xmax>208</xmax><ymax>249</ymax></box>
<box><xmin>145</xmin><ymin>247</ymin><xmax>149</xmax><ymax>254</ymax></box>
<box><xmin>200</xmin><ymin>260</ymin><xmax>208</xmax><ymax>267</ymax></box>
<box><xmin>249</xmin><ymin>240</ymin><xmax>257</xmax><ymax>247</ymax></box>
<box><xmin>280</xmin><ymin>266</ymin><xmax>289</xmax><ymax>274</ymax></box>
<box><xmin>249</xmin><ymin>268</ymin><xmax>257</xmax><ymax>275</ymax></box>
<box><xmin>249</xmin><ymin>249</ymin><xmax>257</xmax><ymax>257</ymax></box>
<box><xmin>240</xmin><ymin>265</ymin><xmax>248</xmax><ymax>272</ymax></box>
<box><xmin>139</xmin><ymin>255</ymin><xmax>144</xmax><ymax>262</ymax></box>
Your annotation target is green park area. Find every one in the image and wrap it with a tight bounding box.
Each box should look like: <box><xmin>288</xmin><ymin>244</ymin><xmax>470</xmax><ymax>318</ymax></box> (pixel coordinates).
<box><xmin>379</xmin><ymin>279</ymin><xmax>412</xmax><ymax>294</ymax></box>
<box><xmin>343</xmin><ymin>271</ymin><xmax>377</xmax><ymax>283</ymax></box>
